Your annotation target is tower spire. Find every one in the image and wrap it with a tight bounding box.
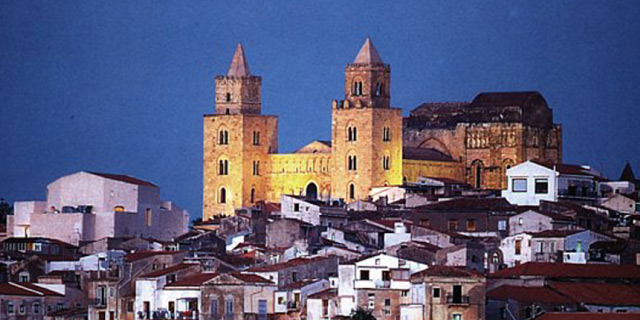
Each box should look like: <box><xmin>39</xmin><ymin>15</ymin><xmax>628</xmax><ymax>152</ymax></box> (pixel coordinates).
<box><xmin>354</xmin><ymin>37</ymin><xmax>383</xmax><ymax>65</ymax></box>
<box><xmin>227</xmin><ymin>43</ymin><xmax>251</xmax><ymax>77</ymax></box>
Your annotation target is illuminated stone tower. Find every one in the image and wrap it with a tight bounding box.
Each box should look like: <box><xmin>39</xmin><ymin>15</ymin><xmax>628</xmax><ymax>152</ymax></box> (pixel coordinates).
<box><xmin>203</xmin><ymin>44</ymin><xmax>278</xmax><ymax>218</ymax></box>
<box><xmin>331</xmin><ymin>38</ymin><xmax>403</xmax><ymax>202</ymax></box>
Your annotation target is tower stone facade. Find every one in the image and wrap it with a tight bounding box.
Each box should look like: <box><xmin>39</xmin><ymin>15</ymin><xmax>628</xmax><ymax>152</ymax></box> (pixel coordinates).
<box><xmin>330</xmin><ymin>39</ymin><xmax>403</xmax><ymax>201</ymax></box>
<box><xmin>204</xmin><ymin>44</ymin><xmax>278</xmax><ymax>218</ymax></box>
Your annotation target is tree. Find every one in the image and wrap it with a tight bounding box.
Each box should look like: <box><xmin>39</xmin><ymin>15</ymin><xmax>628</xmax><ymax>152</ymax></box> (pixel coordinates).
<box><xmin>351</xmin><ymin>308</ymin><xmax>376</xmax><ymax>320</ymax></box>
<box><xmin>0</xmin><ymin>198</ymin><xmax>13</xmax><ymax>225</ymax></box>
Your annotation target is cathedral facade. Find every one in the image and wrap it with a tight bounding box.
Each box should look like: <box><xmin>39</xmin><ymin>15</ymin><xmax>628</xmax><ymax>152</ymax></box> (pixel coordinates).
<box><xmin>203</xmin><ymin>39</ymin><xmax>562</xmax><ymax>219</ymax></box>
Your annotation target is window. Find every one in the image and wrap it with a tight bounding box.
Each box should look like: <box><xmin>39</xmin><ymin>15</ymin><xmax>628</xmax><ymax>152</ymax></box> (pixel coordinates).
<box><xmin>226</xmin><ymin>93</ymin><xmax>231</xmax><ymax>102</ymax></box>
<box><xmin>360</xmin><ymin>270</ymin><xmax>370</xmax><ymax>280</ymax></box>
<box><xmin>292</xmin><ymin>272</ymin><xmax>298</xmax><ymax>282</ymax></box>
<box><xmin>452</xmin><ymin>285</ymin><xmax>463</xmax><ymax>303</ymax></box>
<box><xmin>145</xmin><ymin>208</ymin><xmax>152</xmax><ymax>227</ymax></box>
<box><xmin>550</xmin><ymin>242</ymin><xmax>556</xmax><ymax>253</ymax></box>
<box><xmin>253</xmin><ymin>131</ymin><xmax>260</xmax><ymax>145</ymax></box>
<box><xmin>448</xmin><ymin>219</ymin><xmax>459</xmax><ymax>231</ymax></box>
<box><xmin>349</xmin><ymin>184</ymin><xmax>356</xmax><ymax>200</ymax></box>
<box><xmin>7</xmin><ymin>302</ymin><xmax>14</xmax><ymax>314</ymax></box>
<box><xmin>348</xmin><ymin>155</ymin><xmax>357</xmax><ymax>171</ymax></box>
<box><xmin>34</xmin><ymin>302</ymin><xmax>41</xmax><ymax>314</ymax></box>
<box><xmin>382</xmin><ymin>271</ymin><xmax>391</xmax><ymax>281</ymax></box>
<box><xmin>225</xmin><ymin>298</ymin><xmax>234</xmax><ymax>315</ymax></box>
<box><xmin>253</xmin><ymin>160</ymin><xmax>260</xmax><ymax>176</ymax></box>
<box><xmin>347</xmin><ymin>126</ymin><xmax>358</xmax><ymax>141</ymax></box>
<box><xmin>218</xmin><ymin>159</ymin><xmax>229</xmax><ymax>175</ymax></box>
<box><xmin>518</xmin><ymin>217</ymin><xmax>524</xmax><ymax>225</ymax></box>
<box><xmin>218</xmin><ymin>130</ymin><xmax>229</xmax><ymax>145</ymax></box>
<box><xmin>250</xmin><ymin>188</ymin><xmax>255</xmax><ymax>203</ymax></box>
<box><xmin>535</xmin><ymin>178</ymin><xmax>549</xmax><ymax>194</ymax></box>
<box><xmin>421</xmin><ymin>219</ymin><xmax>430</xmax><ymax>227</ymax></box>
<box><xmin>513</xmin><ymin>178</ymin><xmax>527</xmax><ymax>192</ymax></box>
<box><xmin>353</xmin><ymin>81</ymin><xmax>363</xmax><ymax>96</ymax></box>
<box><xmin>19</xmin><ymin>271</ymin><xmax>30</xmax><ymax>282</ymax></box>
<box><xmin>294</xmin><ymin>203</ymin><xmax>300</xmax><ymax>212</ymax></box>
<box><xmin>466</xmin><ymin>219</ymin><xmax>476</xmax><ymax>232</ymax></box>
<box><xmin>382</xmin><ymin>156</ymin><xmax>390</xmax><ymax>170</ymax></box>
<box><xmin>19</xmin><ymin>304</ymin><xmax>25</xmax><ymax>315</ymax></box>
<box><xmin>537</xmin><ymin>242</ymin><xmax>544</xmax><ymax>253</ymax></box>
<box><xmin>498</xmin><ymin>220</ymin><xmax>507</xmax><ymax>231</ymax></box>
<box><xmin>452</xmin><ymin>314</ymin><xmax>462</xmax><ymax>320</ymax></box>
<box><xmin>219</xmin><ymin>188</ymin><xmax>227</xmax><ymax>204</ymax></box>
<box><xmin>433</xmin><ymin>287</ymin><xmax>441</xmax><ymax>298</ymax></box>
<box><xmin>401</xmin><ymin>290</ymin><xmax>409</xmax><ymax>297</ymax></box>
<box><xmin>515</xmin><ymin>240</ymin><xmax>522</xmax><ymax>255</ymax></box>
<box><xmin>97</xmin><ymin>286</ymin><xmax>107</xmax><ymax>306</ymax></box>
<box><xmin>383</xmin><ymin>127</ymin><xmax>391</xmax><ymax>141</ymax></box>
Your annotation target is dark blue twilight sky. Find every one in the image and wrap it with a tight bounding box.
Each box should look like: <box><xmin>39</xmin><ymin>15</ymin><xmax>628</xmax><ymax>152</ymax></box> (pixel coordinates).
<box><xmin>1</xmin><ymin>1</ymin><xmax>640</xmax><ymax>219</ymax></box>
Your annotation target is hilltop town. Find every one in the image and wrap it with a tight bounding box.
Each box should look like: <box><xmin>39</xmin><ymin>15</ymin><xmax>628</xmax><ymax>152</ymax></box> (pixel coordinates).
<box><xmin>2</xmin><ymin>39</ymin><xmax>640</xmax><ymax>320</ymax></box>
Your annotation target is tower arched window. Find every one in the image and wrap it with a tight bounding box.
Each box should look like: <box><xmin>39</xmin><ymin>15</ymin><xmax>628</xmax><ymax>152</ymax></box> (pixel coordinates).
<box><xmin>349</xmin><ymin>183</ymin><xmax>355</xmax><ymax>200</ymax></box>
<box><xmin>219</xmin><ymin>130</ymin><xmax>228</xmax><ymax>145</ymax></box>
<box><xmin>382</xmin><ymin>156</ymin><xmax>390</xmax><ymax>170</ymax></box>
<box><xmin>226</xmin><ymin>93</ymin><xmax>231</xmax><ymax>102</ymax></box>
<box><xmin>347</xmin><ymin>127</ymin><xmax>357</xmax><ymax>142</ymax></box>
<box><xmin>352</xmin><ymin>81</ymin><xmax>363</xmax><ymax>96</ymax></box>
<box><xmin>348</xmin><ymin>155</ymin><xmax>357</xmax><ymax>171</ymax></box>
<box><xmin>219</xmin><ymin>188</ymin><xmax>227</xmax><ymax>204</ymax></box>
<box><xmin>219</xmin><ymin>159</ymin><xmax>229</xmax><ymax>175</ymax></box>
<box><xmin>375</xmin><ymin>82</ymin><xmax>382</xmax><ymax>97</ymax></box>
<box><xmin>383</xmin><ymin>127</ymin><xmax>390</xmax><ymax>142</ymax></box>
<box><xmin>250</xmin><ymin>188</ymin><xmax>255</xmax><ymax>203</ymax></box>
<box><xmin>253</xmin><ymin>160</ymin><xmax>260</xmax><ymax>176</ymax></box>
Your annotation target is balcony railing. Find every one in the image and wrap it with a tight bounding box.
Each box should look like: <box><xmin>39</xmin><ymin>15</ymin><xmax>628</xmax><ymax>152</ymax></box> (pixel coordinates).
<box><xmin>87</xmin><ymin>298</ymin><xmax>106</xmax><ymax>308</ymax></box>
<box><xmin>446</xmin><ymin>295</ymin><xmax>470</xmax><ymax>305</ymax></box>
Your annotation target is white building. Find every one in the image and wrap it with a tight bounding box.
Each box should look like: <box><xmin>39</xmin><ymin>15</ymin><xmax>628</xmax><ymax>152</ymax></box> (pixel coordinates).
<box><xmin>8</xmin><ymin>171</ymin><xmax>190</xmax><ymax>246</ymax></box>
<box><xmin>502</xmin><ymin>160</ymin><xmax>603</xmax><ymax>206</ymax></box>
<box><xmin>336</xmin><ymin>252</ymin><xmax>428</xmax><ymax>317</ymax></box>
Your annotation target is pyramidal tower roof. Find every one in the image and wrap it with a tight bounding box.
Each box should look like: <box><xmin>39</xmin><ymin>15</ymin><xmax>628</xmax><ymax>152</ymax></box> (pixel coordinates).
<box><xmin>619</xmin><ymin>162</ymin><xmax>637</xmax><ymax>182</ymax></box>
<box><xmin>227</xmin><ymin>43</ymin><xmax>251</xmax><ymax>77</ymax></box>
<box><xmin>353</xmin><ymin>37</ymin><xmax>384</xmax><ymax>65</ymax></box>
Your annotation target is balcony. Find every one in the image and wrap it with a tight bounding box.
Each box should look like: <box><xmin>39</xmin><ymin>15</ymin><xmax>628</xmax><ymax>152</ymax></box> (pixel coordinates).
<box><xmin>88</xmin><ymin>298</ymin><xmax>107</xmax><ymax>308</ymax></box>
<box><xmin>287</xmin><ymin>301</ymin><xmax>299</xmax><ymax>310</ymax></box>
<box><xmin>446</xmin><ymin>295</ymin><xmax>470</xmax><ymax>305</ymax></box>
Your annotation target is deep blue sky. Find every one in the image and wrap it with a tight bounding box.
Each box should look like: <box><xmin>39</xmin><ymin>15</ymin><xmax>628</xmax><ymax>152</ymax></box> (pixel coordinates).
<box><xmin>2</xmin><ymin>1</ymin><xmax>639</xmax><ymax>219</ymax></box>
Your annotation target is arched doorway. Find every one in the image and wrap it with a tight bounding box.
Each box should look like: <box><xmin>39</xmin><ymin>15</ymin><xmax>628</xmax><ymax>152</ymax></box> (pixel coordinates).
<box><xmin>306</xmin><ymin>182</ymin><xmax>318</xmax><ymax>199</ymax></box>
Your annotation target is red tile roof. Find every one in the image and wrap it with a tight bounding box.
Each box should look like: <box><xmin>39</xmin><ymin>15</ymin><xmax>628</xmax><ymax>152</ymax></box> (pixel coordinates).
<box><xmin>124</xmin><ymin>251</ymin><xmax>184</xmax><ymax>262</ymax></box>
<box><xmin>0</xmin><ymin>282</ymin><xmax>63</xmax><ymax>296</ymax></box>
<box><xmin>307</xmin><ymin>288</ymin><xmax>337</xmax><ymax>300</ymax></box>
<box><xmin>415</xmin><ymin>197</ymin><xmax>515</xmax><ymax>212</ymax></box>
<box><xmin>537</xmin><ymin>313</ymin><xmax>640</xmax><ymax>320</ymax></box>
<box><xmin>411</xmin><ymin>266</ymin><xmax>479</xmax><ymax>279</ymax></box>
<box><xmin>246</xmin><ymin>257</ymin><xmax>329</xmax><ymax>272</ymax></box>
<box><xmin>164</xmin><ymin>272</ymin><xmax>272</xmax><ymax>288</ymax></box>
<box><xmin>549</xmin><ymin>282</ymin><xmax>640</xmax><ymax>306</ymax></box>
<box><xmin>487</xmin><ymin>285</ymin><xmax>575</xmax><ymax>304</ymax></box>
<box><xmin>88</xmin><ymin>172</ymin><xmax>157</xmax><ymax>187</ymax></box>
<box><xmin>530</xmin><ymin>230</ymin><xmax>583</xmax><ymax>238</ymax></box>
<box><xmin>490</xmin><ymin>262</ymin><xmax>640</xmax><ymax>280</ymax></box>
<box><xmin>164</xmin><ymin>273</ymin><xmax>218</xmax><ymax>288</ymax></box>
<box><xmin>140</xmin><ymin>263</ymin><xmax>198</xmax><ymax>278</ymax></box>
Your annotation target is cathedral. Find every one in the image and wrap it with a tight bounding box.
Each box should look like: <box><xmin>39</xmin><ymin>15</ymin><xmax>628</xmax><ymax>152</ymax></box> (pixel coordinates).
<box><xmin>203</xmin><ymin>38</ymin><xmax>562</xmax><ymax>218</ymax></box>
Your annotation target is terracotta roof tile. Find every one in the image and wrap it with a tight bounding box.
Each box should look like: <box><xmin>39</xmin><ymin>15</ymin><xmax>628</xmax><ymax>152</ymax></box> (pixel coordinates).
<box><xmin>549</xmin><ymin>282</ymin><xmax>640</xmax><ymax>306</ymax></box>
<box><xmin>88</xmin><ymin>172</ymin><xmax>157</xmax><ymax>187</ymax></box>
<box><xmin>124</xmin><ymin>250</ymin><xmax>184</xmax><ymax>262</ymax></box>
<box><xmin>140</xmin><ymin>263</ymin><xmax>198</xmax><ymax>278</ymax></box>
<box><xmin>247</xmin><ymin>257</ymin><xmax>330</xmax><ymax>272</ymax></box>
<box><xmin>537</xmin><ymin>313</ymin><xmax>640</xmax><ymax>320</ymax></box>
<box><xmin>411</xmin><ymin>266</ymin><xmax>478</xmax><ymax>279</ymax></box>
<box><xmin>490</xmin><ymin>262</ymin><xmax>640</xmax><ymax>280</ymax></box>
<box><xmin>487</xmin><ymin>285</ymin><xmax>574</xmax><ymax>304</ymax></box>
